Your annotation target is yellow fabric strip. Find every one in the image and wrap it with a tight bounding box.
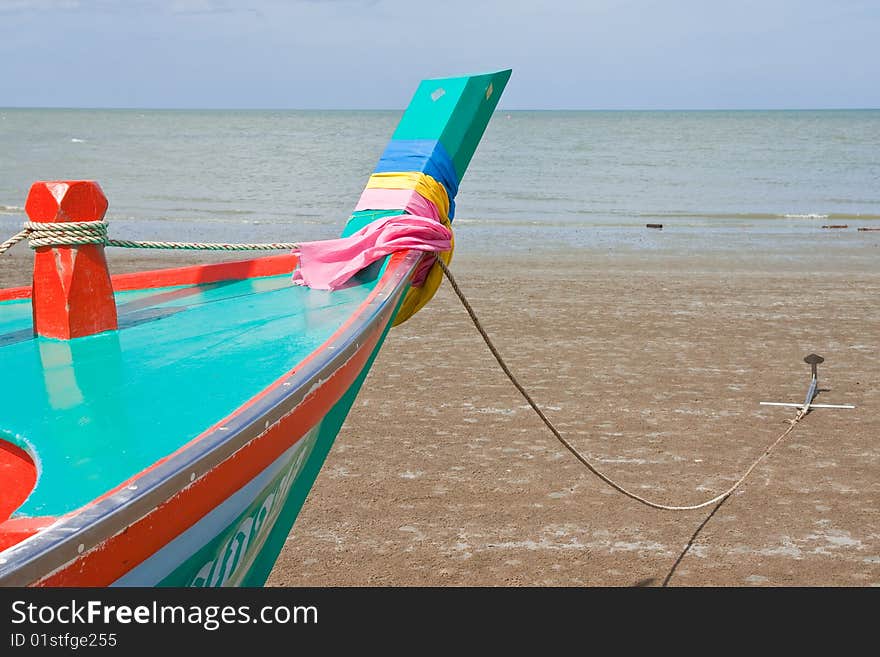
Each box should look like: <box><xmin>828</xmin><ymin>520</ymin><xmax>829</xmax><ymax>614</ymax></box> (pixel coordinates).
<box><xmin>365</xmin><ymin>172</ymin><xmax>454</xmax><ymax>326</ymax></box>
<box><xmin>366</xmin><ymin>172</ymin><xmax>451</xmax><ymax>224</ymax></box>
<box><xmin>392</xmin><ymin>233</ymin><xmax>454</xmax><ymax>327</ymax></box>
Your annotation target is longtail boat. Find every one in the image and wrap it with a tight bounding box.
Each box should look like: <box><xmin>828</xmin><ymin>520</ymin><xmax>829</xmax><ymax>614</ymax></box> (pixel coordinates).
<box><xmin>0</xmin><ymin>69</ymin><xmax>511</xmax><ymax>586</ymax></box>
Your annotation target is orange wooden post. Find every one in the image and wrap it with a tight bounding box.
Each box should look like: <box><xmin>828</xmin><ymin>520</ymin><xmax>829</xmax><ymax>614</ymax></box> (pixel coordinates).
<box><xmin>25</xmin><ymin>180</ymin><xmax>118</xmax><ymax>339</ymax></box>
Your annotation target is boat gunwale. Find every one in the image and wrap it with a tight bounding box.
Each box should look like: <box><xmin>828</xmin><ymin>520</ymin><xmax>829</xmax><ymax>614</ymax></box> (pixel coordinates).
<box><xmin>0</xmin><ymin>248</ymin><xmax>423</xmax><ymax>586</ymax></box>
<box><xmin>0</xmin><ymin>252</ymin><xmax>301</xmax><ymax>303</ymax></box>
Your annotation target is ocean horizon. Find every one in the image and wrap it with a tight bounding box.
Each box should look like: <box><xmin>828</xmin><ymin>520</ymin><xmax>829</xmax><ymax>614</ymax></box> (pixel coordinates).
<box><xmin>2</xmin><ymin>108</ymin><xmax>878</xmax><ymax>258</ymax></box>
<box><xmin>2</xmin><ymin>106</ymin><xmax>878</xmax><ymax>111</ymax></box>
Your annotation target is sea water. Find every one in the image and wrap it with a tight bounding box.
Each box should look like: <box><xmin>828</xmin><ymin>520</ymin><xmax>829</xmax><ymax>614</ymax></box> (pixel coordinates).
<box><xmin>1</xmin><ymin>109</ymin><xmax>878</xmax><ymax>258</ymax></box>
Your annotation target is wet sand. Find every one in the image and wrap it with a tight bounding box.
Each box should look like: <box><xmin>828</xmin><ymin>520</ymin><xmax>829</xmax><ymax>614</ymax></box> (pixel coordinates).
<box><xmin>266</xmin><ymin>245</ymin><xmax>879</xmax><ymax>587</ymax></box>
<box><xmin>2</xmin><ymin>241</ymin><xmax>877</xmax><ymax>586</ymax></box>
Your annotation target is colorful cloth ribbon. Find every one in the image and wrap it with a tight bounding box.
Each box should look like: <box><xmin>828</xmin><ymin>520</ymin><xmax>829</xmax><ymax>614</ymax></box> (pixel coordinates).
<box><xmin>374</xmin><ymin>140</ymin><xmax>459</xmax><ymax>218</ymax></box>
<box><xmin>355</xmin><ymin>188</ymin><xmax>443</xmax><ymax>222</ymax></box>
<box><xmin>293</xmin><ymin>161</ymin><xmax>458</xmax><ymax>324</ymax></box>
<box><xmin>365</xmin><ymin>172</ymin><xmax>451</xmax><ymax>223</ymax></box>
<box><xmin>292</xmin><ymin>214</ymin><xmax>451</xmax><ymax>291</ymax></box>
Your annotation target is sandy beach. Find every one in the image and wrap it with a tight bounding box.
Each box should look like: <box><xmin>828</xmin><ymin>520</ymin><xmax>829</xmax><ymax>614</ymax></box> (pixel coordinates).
<box><xmin>1</xmin><ymin>239</ymin><xmax>877</xmax><ymax>587</ymax></box>
<box><xmin>264</xmin><ymin>243</ymin><xmax>879</xmax><ymax>587</ymax></box>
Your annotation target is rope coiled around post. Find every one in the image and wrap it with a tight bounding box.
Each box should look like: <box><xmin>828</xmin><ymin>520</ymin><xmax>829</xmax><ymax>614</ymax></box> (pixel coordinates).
<box><xmin>0</xmin><ymin>218</ymin><xmax>809</xmax><ymax>511</ymax></box>
<box><xmin>23</xmin><ymin>220</ymin><xmax>109</xmax><ymax>248</ymax></box>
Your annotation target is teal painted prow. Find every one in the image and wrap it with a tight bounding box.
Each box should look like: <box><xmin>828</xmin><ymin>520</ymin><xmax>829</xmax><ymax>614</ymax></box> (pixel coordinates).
<box><xmin>0</xmin><ymin>70</ymin><xmax>512</xmax><ymax>588</ymax></box>
<box><xmin>343</xmin><ymin>69</ymin><xmax>511</xmax><ymax>237</ymax></box>
<box><xmin>391</xmin><ymin>69</ymin><xmax>513</xmax><ymax>181</ymax></box>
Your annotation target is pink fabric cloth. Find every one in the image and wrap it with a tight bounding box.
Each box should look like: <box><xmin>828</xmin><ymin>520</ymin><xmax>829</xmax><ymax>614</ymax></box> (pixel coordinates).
<box><xmin>354</xmin><ymin>188</ymin><xmax>443</xmax><ymax>222</ymax></box>
<box><xmin>292</xmin><ymin>214</ymin><xmax>451</xmax><ymax>291</ymax></box>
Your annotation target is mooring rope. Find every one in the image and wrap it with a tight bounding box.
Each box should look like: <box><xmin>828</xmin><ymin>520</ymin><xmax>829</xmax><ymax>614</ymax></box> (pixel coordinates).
<box><xmin>0</xmin><ymin>229</ymin><xmax>29</xmax><ymax>256</ymax></box>
<box><xmin>0</xmin><ymin>221</ymin><xmax>299</xmax><ymax>255</ymax></box>
<box><xmin>0</xmin><ymin>218</ymin><xmax>809</xmax><ymax>511</ymax></box>
<box><xmin>435</xmin><ymin>256</ymin><xmax>808</xmax><ymax>511</ymax></box>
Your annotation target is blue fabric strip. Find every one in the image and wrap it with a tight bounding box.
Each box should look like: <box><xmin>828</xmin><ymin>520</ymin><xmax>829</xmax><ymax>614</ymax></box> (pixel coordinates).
<box><xmin>374</xmin><ymin>139</ymin><xmax>460</xmax><ymax>218</ymax></box>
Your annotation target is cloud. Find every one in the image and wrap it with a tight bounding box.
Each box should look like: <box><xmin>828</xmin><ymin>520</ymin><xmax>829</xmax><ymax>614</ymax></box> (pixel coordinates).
<box><xmin>1</xmin><ymin>0</ymin><xmax>877</xmax><ymax>108</ymax></box>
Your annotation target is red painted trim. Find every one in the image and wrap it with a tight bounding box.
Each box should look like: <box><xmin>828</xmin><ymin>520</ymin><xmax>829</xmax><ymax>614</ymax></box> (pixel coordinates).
<box><xmin>0</xmin><ymin>253</ymin><xmax>300</xmax><ymax>303</ymax></box>
<box><xmin>0</xmin><ymin>517</ymin><xmax>56</xmax><ymax>553</ymax></box>
<box><xmin>26</xmin><ymin>181</ymin><xmax>118</xmax><ymax>339</ymax></box>
<box><xmin>0</xmin><ymin>286</ymin><xmax>31</xmax><ymax>302</ymax></box>
<box><xmin>0</xmin><ymin>441</ymin><xmax>37</xmax><ymax>523</ymax></box>
<box><xmin>1</xmin><ymin>250</ymin><xmax>410</xmax><ymax>579</ymax></box>
<box><xmin>86</xmin><ymin>250</ymin><xmax>409</xmax><ymax>505</ymax></box>
<box><xmin>195</xmin><ymin>250</ymin><xmax>411</xmax><ymax>432</ymax></box>
<box><xmin>111</xmin><ymin>253</ymin><xmax>300</xmax><ymax>292</ymax></box>
<box><xmin>35</xmin><ymin>313</ymin><xmax>388</xmax><ymax>586</ymax></box>
<box><xmin>32</xmin><ymin>244</ymin><xmax>118</xmax><ymax>338</ymax></box>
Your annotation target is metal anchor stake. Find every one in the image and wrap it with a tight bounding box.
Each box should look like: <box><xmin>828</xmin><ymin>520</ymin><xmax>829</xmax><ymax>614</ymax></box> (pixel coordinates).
<box><xmin>760</xmin><ymin>353</ymin><xmax>855</xmax><ymax>414</ymax></box>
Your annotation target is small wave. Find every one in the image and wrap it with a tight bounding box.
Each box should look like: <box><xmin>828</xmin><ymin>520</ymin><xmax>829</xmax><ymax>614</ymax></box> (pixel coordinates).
<box><xmin>638</xmin><ymin>211</ymin><xmax>880</xmax><ymax>221</ymax></box>
<box><xmin>166</xmin><ymin>207</ymin><xmax>256</xmax><ymax>216</ymax></box>
<box><xmin>0</xmin><ymin>205</ymin><xmax>25</xmax><ymax>215</ymax></box>
<box><xmin>824</xmin><ymin>213</ymin><xmax>880</xmax><ymax>221</ymax></box>
<box><xmin>70</xmin><ymin>138</ymin><xmax>86</xmax><ymax>143</ymax></box>
<box><xmin>783</xmin><ymin>212</ymin><xmax>880</xmax><ymax>220</ymax></box>
<box><xmin>638</xmin><ymin>211</ymin><xmax>782</xmax><ymax>220</ymax></box>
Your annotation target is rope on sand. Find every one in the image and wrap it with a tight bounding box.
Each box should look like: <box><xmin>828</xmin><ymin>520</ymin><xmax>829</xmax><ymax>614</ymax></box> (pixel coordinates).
<box><xmin>436</xmin><ymin>256</ymin><xmax>808</xmax><ymax>511</ymax></box>
<box><xmin>1</xmin><ymin>221</ymin><xmax>299</xmax><ymax>255</ymax></box>
<box><xmin>0</xmin><ymin>219</ymin><xmax>807</xmax><ymax>511</ymax></box>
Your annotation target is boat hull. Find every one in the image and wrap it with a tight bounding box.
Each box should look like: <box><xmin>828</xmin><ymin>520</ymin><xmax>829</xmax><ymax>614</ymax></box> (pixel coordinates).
<box><xmin>0</xmin><ymin>69</ymin><xmax>511</xmax><ymax>586</ymax></box>
<box><xmin>125</xmin><ymin>309</ymin><xmax>395</xmax><ymax>587</ymax></box>
<box><xmin>0</xmin><ymin>250</ymin><xmax>417</xmax><ymax>587</ymax></box>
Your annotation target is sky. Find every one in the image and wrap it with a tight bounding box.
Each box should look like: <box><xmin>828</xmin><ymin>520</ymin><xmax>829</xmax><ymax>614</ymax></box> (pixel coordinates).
<box><xmin>0</xmin><ymin>0</ymin><xmax>878</xmax><ymax>110</ymax></box>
